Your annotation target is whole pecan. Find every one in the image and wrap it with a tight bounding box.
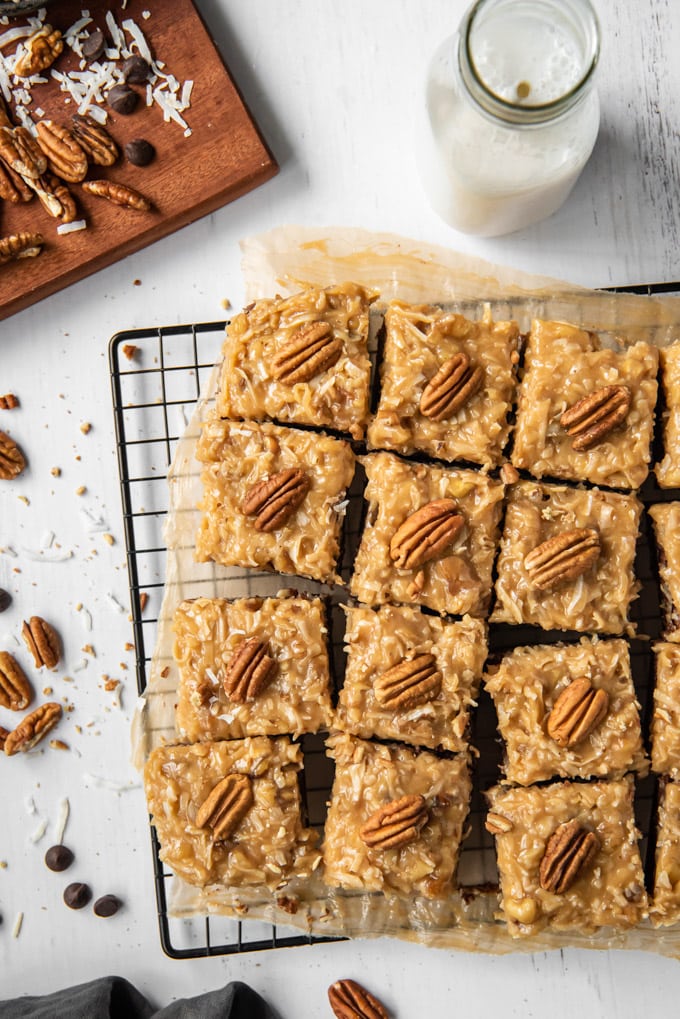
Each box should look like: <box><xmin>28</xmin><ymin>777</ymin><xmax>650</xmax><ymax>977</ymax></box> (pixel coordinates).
<box><xmin>0</xmin><ymin>125</ymin><xmax>47</xmax><ymax>179</ymax></box>
<box><xmin>36</xmin><ymin>121</ymin><xmax>88</xmax><ymax>183</ymax></box>
<box><xmin>539</xmin><ymin>818</ymin><xmax>599</xmax><ymax>894</ymax></box>
<box><xmin>14</xmin><ymin>26</ymin><xmax>63</xmax><ymax>77</ymax></box>
<box><xmin>195</xmin><ymin>773</ymin><xmax>253</xmax><ymax>840</ymax></box>
<box><xmin>359</xmin><ymin>793</ymin><xmax>428</xmax><ymax>850</ymax></box>
<box><xmin>0</xmin><ymin>651</ymin><xmax>34</xmax><ymax>711</ymax></box>
<box><xmin>22</xmin><ymin>616</ymin><xmax>61</xmax><ymax>670</ymax></box>
<box><xmin>222</xmin><ymin>637</ymin><xmax>277</xmax><ymax>702</ymax></box>
<box><xmin>389</xmin><ymin>498</ymin><xmax>464</xmax><ymax>571</ymax></box>
<box><xmin>373</xmin><ymin>653</ymin><xmax>442</xmax><ymax>710</ymax></box>
<box><xmin>485</xmin><ymin>811</ymin><xmax>514</xmax><ymax>835</ymax></box>
<box><xmin>419</xmin><ymin>351</ymin><xmax>485</xmax><ymax>421</ymax></box>
<box><xmin>270</xmin><ymin>320</ymin><xmax>343</xmax><ymax>384</ymax></box>
<box><xmin>4</xmin><ymin>702</ymin><xmax>63</xmax><ymax>756</ymax></box>
<box><xmin>547</xmin><ymin>677</ymin><xmax>610</xmax><ymax>748</ymax></box>
<box><xmin>560</xmin><ymin>385</ymin><xmax>632</xmax><ymax>451</ymax></box>
<box><xmin>71</xmin><ymin>114</ymin><xmax>119</xmax><ymax>166</ymax></box>
<box><xmin>242</xmin><ymin>467</ymin><xmax>310</xmax><ymax>532</ymax></box>
<box><xmin>0</xmin><ymin>430</ymin><xmax>26</xmax><ymax>478</ymax></box>
<box><xmin>82</xmin><ymin>179</ymin><xmax>151</xmax><ymax>211</ymax></box>
<box><xmin>524</xmin><ymin>527</ymin><xmax>600</xmax><ymax>591</ymax></box>
<box><xmin>328</xmin><ymin>979</ymin><xmax>389</xmax><ymax>1019</ymax></box>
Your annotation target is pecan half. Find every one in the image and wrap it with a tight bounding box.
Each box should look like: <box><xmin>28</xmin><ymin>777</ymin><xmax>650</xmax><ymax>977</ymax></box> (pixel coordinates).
<box><xmin>485</xmin><ymin>811</ymin><xmax>514</xmax><ymax>835</ymax></box>
<box><xmin>389</xmin><ymin>498</ymin><xmax>464</xmax><ymax>571</ymax></box>
<box><xmin>21</xmin><ymin>616</ymin><xmax>61</xmax><ymax>670</ymax></box>
<box><xmin>0</xmin><ymin>161</ymin><xmax>32</xmax><ymax>203</ymax></box>
<box><xmin>0</xmin><ymin>651</ymin><xmax>34</xmax><ymax>711</ymax></box>
<box><xmin>0</xmin><ymin>430</ymin><xmax>26</xmax><ymax>478</ymax></box>
<box><xmin>359</xmin><ymin>794</ymin><xmax>428</xmax><ymax>850</ymax></box>
<box><xmin>328</xmin><ymin>979</ymin><xmax>388</xmax><ymax>1019</ymax></box>
<box><xmin>270</xmin><ymin>320</ymin><xmax>343</xmax><ymax>384</ymax></box>
<box><xmin>0</xmin><ymin>232</ymin><xmax>43</xmax><ymax>264</ymax></box>
<box><xmin>82</xmin><ymin>179</ymin><xmax>151</xmax><ymax>211</ymax></box>
<box><xmin>0</xmin><ymin>97</ymin><xmax>10</xmax><ymax>130</ymax></box>
<box><xmin>71</xmin><ymin>114</ymin><xmax>119</xmax><ymax>166</ymax></box>
<box><xmin>539</xmin><ymin>818</ymin><xmax>600</xmax><ymax>894</ymax></box>
<box><xmin>34</xmin><ymin>174</ymin><xmax>77</xmax><ymax>223</ymax></box>
<box><xmin>0</xmin><ymin>726</ymin><xmax>8</xmax><ymax>752</ymax></box>
<box><xmin>0</xmin><ymin>126</ymin><xmax>47</xmax><ymax>179</ymax></box>
<box><xmin>524</xmin><ymin>528</ymin><xmax>600</xmax><ymax>591</ymax></box>
<box><xmin>419</xmin><ymin>352</ymin><xmax>485</xmax><ymax>421</ymax></box>
<box><xmin>373</xmin><ymin>653</ymin><xmax>442</xmax><ymax>710</ymax></box>
<box><xmin>242</xmin><ymin>467</ymin><xmax>310</xmax><ymax>532</ymax></box>
<box><xmin>547</xmin><ymin>677</ymin><xmax>610</xmax><ymax>748</ymax></box>
<box><xmin>4</xmin><ymin>702</ymin><xmax>63</xmax><ymax>756</ymax></box>
<box><xmin>36</xmin><ymin>121</ymin><xmax>88</xmax><ymax>183</ymax></box>
<box><xmin>560</xmin><ymin>385</ymin><xmax>632</xmax><ymax>451</ymax></box>
<box><xmin>222</xmin><ymin>637</ymin><xmax>277</xmax><ymax>702</ymax></box>
<box><xmin>195</xmin><ymin>773</ymin><xmax>253</xmax><ymax>840</ymax></box>
<box><xmin>14</xmin><ymin>26</ymin><xmax>63</xmax><ymax>77</ymax></box>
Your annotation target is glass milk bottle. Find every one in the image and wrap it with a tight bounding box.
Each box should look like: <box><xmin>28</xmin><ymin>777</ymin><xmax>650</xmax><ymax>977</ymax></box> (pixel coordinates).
<box><xmin>417</xmin><ymin>0</ymin><xmax>601</xmax><ymax>236</ymax></box>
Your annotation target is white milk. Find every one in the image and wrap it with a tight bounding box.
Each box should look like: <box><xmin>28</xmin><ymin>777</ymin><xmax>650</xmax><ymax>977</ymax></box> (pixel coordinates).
<box><xmin>417</xmin><ymin>0</ymin><xmax>601</xmax><ymax>236</ymax></box>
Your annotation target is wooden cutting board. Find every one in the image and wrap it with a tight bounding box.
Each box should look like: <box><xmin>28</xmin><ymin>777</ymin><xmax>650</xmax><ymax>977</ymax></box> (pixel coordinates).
<box><xmin>0</xmin><ymin>0</ymin><xmax>278</xmax><ymax>321</ymax></box>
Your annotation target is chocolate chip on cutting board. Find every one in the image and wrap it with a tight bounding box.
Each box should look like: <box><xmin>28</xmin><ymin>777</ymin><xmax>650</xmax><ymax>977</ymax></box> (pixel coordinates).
<box><xmin>45</xmin><ymin>844</ymin><xmax>74</xmax><ymax>872</ymax></box>
<box><xmin>125</xmin><ymin>138</ymin><xmax>155</xmax><ymax>166</ymax></box>
<box><xmin>82</xmin><ymin>28</ymin><xmax>105</xmax><ymax>62</ymax></box>
<box><xmin>107</xmin><ymin>84</ymin><xmax>138</xmax><ymax>115</ymax></box>
<box><xmin>63</xmin><ymin>882</ymin><xmax>92</xmax><ymax>909</ymax></box>
<box><xmin>122</xmin><ymin>55</ymin><xmax>151</xmax><ymax>84</ymax></box>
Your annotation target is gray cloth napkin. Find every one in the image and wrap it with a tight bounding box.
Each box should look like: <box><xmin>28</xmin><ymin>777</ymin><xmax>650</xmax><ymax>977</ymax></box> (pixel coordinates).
<box><xmin>0</xmin><ymin>976</ymin><xmax>277</xmax><ymax>1018</ymax></box>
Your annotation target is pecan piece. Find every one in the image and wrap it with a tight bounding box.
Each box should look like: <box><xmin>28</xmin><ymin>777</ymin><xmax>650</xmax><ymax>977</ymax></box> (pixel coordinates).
<box><xmin>0</xmin><ymin>651</ymin><xmax>34</xmax><ymax>711</ymax></box>
<box><xmin>0</xmin><ymin>726</ymin><xmax>9</xmax><ymax>752</ymax></box>
<box><xmin>485</xmin><ymin>811</ymin><xmax>514</xmax><ymax>835</ymax></box>
<box><xmin>0</xmin><ymin>97</ymin><xmax>11</xmax><ymax>130</ymax></box>
<box><xmin>547</xmin><ymin>677</ymin><xmax>610</xmax><ymax>748</ymax></box>
<box><xmin>373</xmin><ymin>653</ymin><xmax>442</xmax><ymax>710</ymax></box>
<box><xmin>419</xmin><ymin>351</ymin><xmax>485</xmax><ymax>421</ymax></box>
<box><xmin>14</xmin><ymin>26</ymin><xmax>63</xmax><ymax>77</ymax></box>
<box><xmin>524</xmin><ymin>527</ymin><xmax>600</xmax><ymax>591</ymax></box>
<box><xmin>0</xmin><ymin>430</ymin><xmax>26</xmax><ymax>478</ymax></box>
<box><xmin>71</xmin><ymin>114</ymin><xmax>119</xmax><ymax>167</ymax></box>
<box><xmin>36</xmin><ymin>121</ymin><xmax>88</xmax><ymax>183</ymax></box>
<box><xmin>0</xmin><ymin>126</ymin><xmax>47</xmax><ymax>179</ymax></box>
<box><xmin>242</xmin><ymin>467</ymin><xmax>310</xmax><ymax>532</ymax></box>
<box><xmin>389</xmin><ymin>498</ymin><xmax>464</xmax><ymax>571</ymax></box>
<box><xmin>4</xmin><ymin>702</ymin><xmax>63</xmax><ymax>756</ymax></box>
<box><xmin>222</xmin><ymin>637</ymin><xmax>277</xmax><ymax>702</ymax></box>
<box><xmin>328</xmin><ymin>979</ymin><xmax>388</xmax><ymax>1019</ymax></box>
<box><xmin>560</xmin><ymin>385</ymin><xmax>632</xmax><ymax>451</ymax></box>
<box><xmin>0</xmin><ymin>232</ymin><xmax>43</xmax><ymax>264</ymax></box>
<box><xmin>21</xmin><ymin>616</ymin><xmax>61</xmax><ymax>670</ymax></box>
<box><xmin>359</xmin><ymin>793</ymin><xmax>428</xmax><ymax>850</ymax></box>
<box><xmin>539</xmin><ymin>818</ymin><xmax>600</xmax><ymax>894</ymax></box>
<box><xmin>270</xmin><ymin>320</ymin><xmax>343</xmax><ymax>384</ymax></box>
<box><xmin>0</xmin><ymin>160</ymin><xmax>32</xmax><ymax>203</ymax></box>
<box><xmin>195</xmin><ymin>773</ymin><xmax>253</xmax><ymax>840</ymax></box>
<box><xmin>82</xmin><ymin>179</ymin><xmax>151</xmax><ymax>211</ymax></box>
<box><xmin>41</xmin><ymin>174</ymin><xmax>77</xmax><ymax>223</ymax></box>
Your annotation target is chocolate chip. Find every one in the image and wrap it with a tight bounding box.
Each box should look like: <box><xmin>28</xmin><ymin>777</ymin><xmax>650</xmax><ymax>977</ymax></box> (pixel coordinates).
<box><xmin>122</xmin><ymin>55</ymin><xmax>150</xmax><ymax>84</ymax></box>
<box><xmin>82</xmin><ymin>28</ymin><xmax>105</xmax><ymax>62</ymax></box>
<box><xmin>124</xmin><ymin>138</ymin><xmax>155</xmax><ymax>167</ymax></box>
<box><xmin>93</xmin><ymin>894</ymin><xmax>121</xmax><ymax>917</ymax></box>
<box><xmin>107</xmin><ymin>84</ymin><xmax>138</xmax><ymax>116</ymax></box>
<box><xmin>63</xmin><ymin>882</ymin><xmax>91</xmax><ymax>909</ymax></box>
<box><xmin>0</xmin><ymin>588</ymin><xmax>10</xmax><ymax>613</ymax></box>
<box><xmin>45</xmin><ymin>844</ymin><xmax>74</xmax><ymax>872</ymax></box>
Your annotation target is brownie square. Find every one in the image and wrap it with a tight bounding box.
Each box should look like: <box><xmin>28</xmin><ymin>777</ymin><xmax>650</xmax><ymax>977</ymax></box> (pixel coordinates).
<box><xmin>651</xmin><ymin>642</ymin><xmax>680</xmax><ymax>776</ymax></box>
<box><xmin>651</xmin><ymin>780</ymin><xmax>680</xmax><ymax>926</ymax></box>
<box><xmin>367</xmin><ymin>302</ymin><xmax>519</xmax><ymax>466</ymax></box>
<box><xmin>656</xmin><ymin>344</ymin><xmax>680</xmax><ymax>488</ymax></box>
<box><xmin>649</xmin><ymin>503</ymin><xmax>680</xmax><ymax>643</ymax></box>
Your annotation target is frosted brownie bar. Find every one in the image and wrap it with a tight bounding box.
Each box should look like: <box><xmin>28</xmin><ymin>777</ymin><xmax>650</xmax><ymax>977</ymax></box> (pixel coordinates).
<box><xmin>649</xmin><ymin>503</ymin><xmax>680</xmax><ymax>643</ymax></box>
<box><xmin>217</xmin><ymin>282</ymin><xmax>376</xmax><ymax>440</ymax></box>
<box><xmin>486</xmin><ymin>777</ymin><xmax>647</xmax><ymax>936</ymax></box>
<box><xmin>144</xmin><ymin>736</ymin><xmax>319</xmax><ymax>889</ymax></box>
<box><xmin>651</xmin><ymin>780</ymin><xmax>680</xmax><ymax>927</ymax></box>
<box><xmin>511</xmin><ymin>319</ymin><xmax>658</xmax><ymax>489</ymax></box>
<box><xmin>651</xmin><ymin>642</ymin><xmax>680</xmax><ymax>776</ymax></box>
<box><xmin>323</xmin><ymin>732</ymin><xmax>471</xmax><ymax>899</ymax></box>
<box><xmin>491</xmin><ymin>479</ymin><xmax>641</xmax><ymax>635</ymax></box>
<box><xmin>174</xmin><ymin>595</ymin><xmax>333</xmax><ymax>742</ymax></box>
<box><xmin>367</xmin><ymin>302</ymin><xmax>519</xmax><ymax>466</ymax></box>
<box><xmin>350</xmin><ymin>451</ymin><xmax>505</xmax><ymax>617</ymax></box>
<box><xmin>484</xmin><ymin>637</ymin><xmax>646</xmax><ymax>785</ymax></box>
<box><xmin>196</xmin><ymin>418</ymin><xmax>354</xmax><ymax>583</ymax></box>
<box><xmin>335</xmin><ymin>605</ymin><xmax>487</xmax><ymax>753</ymax></box>
<box><xmin>656</xmin><ymin>344</ymin><xmax>680</xmax><ymax>488</ymax></box>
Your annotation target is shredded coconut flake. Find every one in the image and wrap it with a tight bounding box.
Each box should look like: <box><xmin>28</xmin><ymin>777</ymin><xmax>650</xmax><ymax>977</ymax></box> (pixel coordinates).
<box><xmin>55</xmin><ymin>798</ymin><xmax>69</xmax><ymax>844</ymax></box>
<box><xmin>29</xmin><ymin>818</ymin><xmax>48</xmax><ymax>844</ymax></box>
<box><xmin>12</xmin><ymin>912</ymin><xmax>23</xmax><ymax>939</ymax></box>
<box><xmin>107</xmin><ymin>593</ymin><xmax>126</xmax><ymax>613</ymax></box>
<box><xmin>57</xmin><ymin>219</ymin><xmax>87</xmax><ymax>235</ymax></box>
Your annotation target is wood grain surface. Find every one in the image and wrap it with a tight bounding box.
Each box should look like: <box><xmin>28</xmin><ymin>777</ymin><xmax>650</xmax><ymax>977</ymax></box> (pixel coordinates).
<box><xmin>0</xmin><ymin>0</ymin><xmax>277</xmax><ymax>321</ymax></box>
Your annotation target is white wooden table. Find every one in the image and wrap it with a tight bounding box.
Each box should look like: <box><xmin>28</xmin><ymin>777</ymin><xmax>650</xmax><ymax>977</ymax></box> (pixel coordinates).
<box><xmin>2</xmin><ymin>0</ymin><xmax>680</xmax><ymax>1014</ymax></box>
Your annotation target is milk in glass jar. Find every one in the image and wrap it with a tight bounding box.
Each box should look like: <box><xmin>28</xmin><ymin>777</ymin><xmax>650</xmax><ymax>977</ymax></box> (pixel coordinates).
<box><xmin>417</xmin><ymin>0</ymin><xmax>601</xmax><ymax>236</ymax></box>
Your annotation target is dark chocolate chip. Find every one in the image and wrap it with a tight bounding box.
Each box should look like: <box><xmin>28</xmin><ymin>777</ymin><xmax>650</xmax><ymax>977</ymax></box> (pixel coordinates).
<box><xmin>82</xmin><ymin>28</ymin><xmax>105</xmax><ymax>62</ymax></box>
<box><xmin>107</xmin><ymin>84</ymin><xmax>138</xmax><ymax>116</ymax></box>
<box><xmin>122</xmin><ymin>55</ymin><xmax>150</xmax><ymax>84</ymax></box>
<box><xmin>0</xmin><ymin>588</ymin><xmax>11</xmax><ymax>612</ymax></box>
<box><xmin>45</xmin><ymin>844</ymin><xmax>74</xmax><ymax>872</ymax></box>
<box><xmin>63</xmin><ymin>882</ymin><xmax>91</xmax><ymax>909</ymax></box>
<box><xmin>93</xmin><ymin>894</ymin><xmax>121</xmax><ymax>917</ymax></box>
<box><xmin>124</xmin><ymin>138</ymin><xmax>155</xmax><ymax>167</ymax></box>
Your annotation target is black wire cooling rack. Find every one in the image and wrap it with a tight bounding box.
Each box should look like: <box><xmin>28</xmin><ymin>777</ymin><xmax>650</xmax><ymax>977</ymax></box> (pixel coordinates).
<box><xmin>110</xmin><ymin>284</ymin><xmax>680</xmax><ymax>959</ymax></box>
